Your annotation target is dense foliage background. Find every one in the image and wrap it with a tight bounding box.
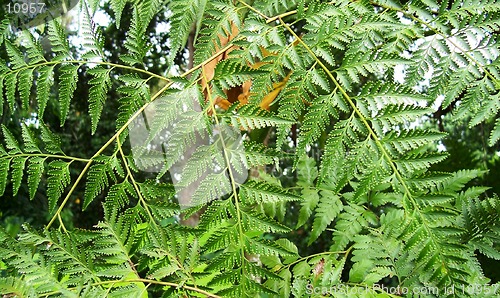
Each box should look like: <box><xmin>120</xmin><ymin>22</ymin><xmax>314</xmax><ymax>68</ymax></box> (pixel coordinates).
<box><xmin>0</xmin><ymin>0</ymin><xmax>499</xmax><ymax>297</ymax></box>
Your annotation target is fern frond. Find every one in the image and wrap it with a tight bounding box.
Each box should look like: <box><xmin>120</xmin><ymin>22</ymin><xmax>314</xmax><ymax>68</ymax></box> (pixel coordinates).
<box><xmin>0</xmin><ymin>277</ymin><xmax>37</xmax><ymax>298</ymax></box>
<box><xmin>213</xmin><ymin>60</ymin><xmax>266</xmax><ymax>97</ymax></box>
<box><xmin>18</xmin><ymin>69</ymin><xmax>33</xmax><ymax>110</ymax></box>
<box><xmin>169</xmin><ymin>0</ymin><xmax>208</xmax><ymax>63</ymax></box>
<box><xmin>241</xmin><ymin>209</ymin><xmax>291</xmax><ymax>233</ymax></box>
<box><xmin>84</xmin><ymin>156</ymin><xmax>119</xmax><ymax>209</ymax></box>
<box><xmin>80</xmin><ymin>1</ymin><xmax>105</xmax><ymax>59</ymax></box>
<box><xmin>330</xmin><ymin>204</ymin><xmax>377</xmax><ymax>252</ymax></box>
<box><xmin>190</xmin><ymin>172</ymin><xmax>232</xmax><ymax>207</ymax></box>
<box><xmin>0</xmin><ymin>154</ymin><xmax>9</xmax><ymax>196</ymax></box>
<box><xmin>109</xmin><ymin>0</ymin><xmax>129</xmax><ymax>27</ymax></box>
<box><xmin>58</xmin><ymin>64</ymin><xmax>79</xmax><ymax>125</ymax></box>
<box><xmin>350</xmin><ymin>233</ymin><xmax>398</xmax><ymax>285</ymax></box>
<box><xmin>36</xmin><ymin>66</ymin><xmax>55</xmax><ymax>118</ymax></box>
<box><xmin>121</xmin><ymin>7</ymin><xmax>150</xmax><ymax>66</ymax></box>
<box><xmin>0</xmin><ymin>228</ymin><xmax>77</xmax><ymax>297</ymax></box>
<box><xmin>4</xmin><ymin>72</ymin><xmax>17</xmax><ymax>112</ymax></box>
<box><xmin>246</xmin><ymin>237</ymin><xmax>296</xmax><ymax>256</ymax></box>
<box><xmin>48</xmin><ymin>19</ymin><xmax>71</xmax><ymax>59</ymax></box>
<box><xmin>2</xmin><ymin>124</ymin><xmax>22</xmax><ymax>154</ymax></box>
<box><xmin>243</xmin><ymin>141</ymin><xmax>281</xmax><ymax>167</ymax></box>
<box><xmin>200</xmin><ymin>199</ymin><xmax>234</xmax><ymax>229</ymax></box>
<box><xmin>297</xmin><ymin>93</ymin><xmax>338</xmax><ymax>156</ymax></box>
<box><xmin>193</xmin><ymin>2</ymin><xmax>241</xmax><ymax>65</ymax></box>
<box><xmin>17</xmin><ymin>225</ymin><xmax>102</xmax><ymax>287</ymax></box>
<box><xmin>116</xmin><ymin>76</ymin><xmax>149</xmax><ymax>131</ymax></box>
<box><xmin>47</xmin><ymin>160</ymin><xmax>71</xmax><ymax>213</ymax></box>
<box><xmin>460</xmin><ymin>197</ymin><xmax>500</xmax><ymax>260</ymax></box>
<box><xmin>106</xmin><ymin>181</ymin><xmax>136</xmax><ymax>211</ymax></box>
<box><xmin>88</xmin><ymin>66</ymin><xmax>112</xmax><ymax>134</ymax></box>
<box><xmin>4</xmin><ymin>40</ymin><xmax>27</xmax><ymax>70</ymax></box>
<box><xmin>40</xmin><ymin>124</ymin><xmax>63</xmax><ymax>154</ymax></box>
<box><xmin>240</xmin><ymin>180</ymin><xmax>300</xmax><ymax>205</ymax></box>
<box><xmin>27</xmin><ymin>156</ymin><xmax>44</xmax><ymax>200</ymax></box>
<box><xmin>11</xmin><ymin>156</ymin><xmax>27</xmax><ymax>196</ymax></box>
<box><xmin>21</xmin><ymin>125</ymin><xmax>40</xmax><ymax>153</ymax></box>
<box><xmin>229</xmin><ymin>104</ymin><xmax>293</xmax><ymax>130</ymax></box>
<box><xmin>308</xmin><ymin>191</ymin><xmax>343</xmax><ymax>244</ymax></box>
<box><xmin>335</xmin><ymin>52</ymin><xmax>407</xmax><ymax>91</ymax></box>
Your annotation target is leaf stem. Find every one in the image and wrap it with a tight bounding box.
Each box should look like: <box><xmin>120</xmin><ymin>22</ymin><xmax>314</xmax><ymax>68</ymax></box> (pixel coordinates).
<box><xmin>40</xmin><ymin>278</ymin><xmax>221</xmax><ymax>298</ymax></box>
<box><xmin>0</xmin><ymin>153</ymin><xmax>90</xmax><ymax>163</ymax></box>
<box><xmin>4</xmin><ymin>60</ymin><xmax>170</xmax><ymax>82</ymax></box>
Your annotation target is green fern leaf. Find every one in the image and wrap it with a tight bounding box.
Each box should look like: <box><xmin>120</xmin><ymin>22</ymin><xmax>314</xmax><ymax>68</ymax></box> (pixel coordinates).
<box><xmin>229</xmin><ymin>104</ymin><xmax>293</xmax><ymax>130</ymax></box>
<box><xmin>40</xmin><ymin>124</ymin><xmax>63</xmax><ymax>154</ymax></box>
<box><xmin>246</xmin><ymin>237</ymin><xmax>295</xmax><ymax>256</ymax></box>
<box><xmin>22</xmin><ymin>31</ymin><xmax>45</xmax><ymax>64</ymax></box>
<box><xmin>47</xmin><ymin>20</ymin><xmax>71</xmax><ymax>59</ymax></box>
<box><xmin>330</xmin><ymin>204</ymin><xmax>376</xmax><ymax>252</ymax></box>
<box><xmin>489</xmin><ymin>118</ymin><xmax>500</xmax><ymax>146</ymax></box>
<box><xmin>169</xmin><ymin>0</ymin><xmax>208</xmax><ymax>63</ymax></box>
<box><xmin>4</xmin><ymin>40</ymin><xmax>26</xmax><ymax>69</ymax></box>
<box><xmin>109</xmin><ymin>0</ymin><xmax>128</xmax><ymax>27</ymax></box>
<box><xmin>4</xmin><ymin>72</ymin><xmax>16</xmax><ymax>111</ymax></box>
<box><xmin>58</xmin><ymin>65</ymin><xmax>79</xmax><ymax>125</ymax></box>
<box><xmin>0</xmin><ymin>228</ymin><xmax>77</xmax><ymax>297</ymax></box>
<box><xmin>80</xmin><ymin>1</ymin><xmax>105</xmax><ymax>59</ymax></box>
<box><xmin>84</xmin><ymin>156</ymin><xmax>118</xmax><ymax>209</ymax></box>
<box><xmin>11</xmin><ymin>156</ymin><xmax>27</xmax><ymax>196</ymax></box>
<box><xmin>18</xmin><ymin>69</ymin><xmax>34</xmax><ymax>110</ymax></box>
<box><xmin>213</xmin><ymin>60</ymin><xmax>266</xmax><ymax>96</ymax></box>
<box><xmin>27</xmin><ymin>157</ymin><xmax>44</xmax><ymax>200</ymax></box>
<box><xmin>243</xmin><ymin>141</ymin><xmax>281</xmax><ymax>167</ymax></box>
<box><xmin>0</xmin><ymin>157</ymin><xmax>9</xmax><ymax>196</ymax></box>
<box><xmin>2</xmin><ymin>125</ymin><xmax>21</xmax><ymax>154</ymax></box>
<box><xmin>0</xmin><ymin>277</ymin><xmax>37</xmax><ymax>298</ymax></box>
<box><xmin>116</xmin><ymin>77</ymin><xmax>148</xmax><ymax>130</ymax></box>
<box><xmin>193</xmin><ymin>2</ymin><xmax>241</xmax><ymax>65</ymax></box>
<box><xmin>121</xmin><ymin>7</ymin><xmax>150</xmax><ymax>65</ymax></box>
<box><xmin>88</xmin><ymin>67</ymin><xmax>112</xmax><ymax>134</ymax></box>
<box><xmin>310</xmin><ymin>68</ymin><xmax>330</xmax><ymax>91</ymax></box>
<box><xmin>296</xmin><ymin>188</ymin><xmax>319</xmax><ymax>229</ymax></box>
<box><xmin>106</xmin><ymin>181</ymin><xmax>136</xmax><ymax>211</ymax></box>
<box><xmin>240</xmin><ymin>180</ymin><xmax>300</xmax><ymax>204</ymax></box>
<box><xmin>241</xmin><ymin>210</ymin><xmax>291</xmax><ymax>233</ymax></box>
<box><xmin>309</xmin><ymin>191</ymin><xmax>343</xmax><ymax>244</ymax></box>
<box><xmin>18</xmin><ymin>226</ymin><xmax>101</xmax><ymax>286</ymax></box>
<box><xmin>297</xmin><ymin>94</ymin><xmax>337</xmax><ymax>156</ymax></box>
<box><xmin>21</xmin><ymin>125</ymin><xmax>40</xmax><ymax>153</ymax></box>
<box><xmin>36</xmin><ymin>66</ymin><xmax>55</xmax><ymax>118</ymax></box>
<box><xmin>46</xmin><ymin>160</ymin><xmax>71</xmax><ymax>213</ymax></box>
<box><xmin>0</xmin><ymin>19</ymin><xmax>9</xmax><ymax>44</ymax></box>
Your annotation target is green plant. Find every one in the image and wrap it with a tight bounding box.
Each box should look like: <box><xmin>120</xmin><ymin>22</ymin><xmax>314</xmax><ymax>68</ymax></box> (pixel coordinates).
<box><xmin>1</xmin><ymin>0</ymin><xmax>500</xmax><ymax>297</ymax></box>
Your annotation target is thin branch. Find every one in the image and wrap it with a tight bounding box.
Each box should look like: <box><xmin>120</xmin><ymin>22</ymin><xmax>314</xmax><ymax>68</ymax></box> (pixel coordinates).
<box><xmin>0</xmin><ymin>153</ymin><xmax>90</xmax><ymax>163</ymax></box>
<box><xmin>40</xmin><ymin>278</ymin><xmax>221</xmax><ymax>298</ymax></box>
<box><xmin>4</xmin><ymin>60</ymin><xmax>170</xmax><ymax>82</ymax></box>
